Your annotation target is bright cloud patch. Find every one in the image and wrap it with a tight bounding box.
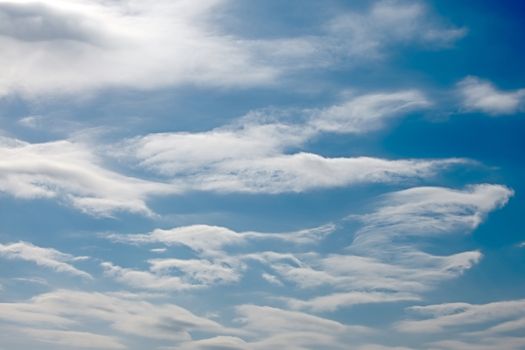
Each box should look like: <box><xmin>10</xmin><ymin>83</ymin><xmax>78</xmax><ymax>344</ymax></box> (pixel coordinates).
<box><xmin>0</xmin><ymin>0</ymin><xmax>275</xmax><ymax>96</ymax></box>
<box><xmin>0</xmin><ymin>136</ymin><xmax>172</xmax><ymax>216</ymax></box>
<box><xmin>0</xmin><ymin>289</ymin><xmax>231</xmax><ymax>347</ymax></box>
<box><xmin>118</xmin><ymin>91</ymin><xmax>466</xmax><ymax>194</ymax></box>
<box><xmin>0</xmin><ymin>0</ymin><xmax>464</xmax><ymax>97</ymax></box>
<box><xmin>0</xmin><ymin>241</ymin><xmax>91</xmax><ymax>279</ymax></box>
<box><xmin>0</xmin><ymin>90</ymin><xmax>465</xmax><ymax>215</ymax></box>
<box><xmin>457</xmin><ymin>76</ymin><xmax>525</xmax><ymax>115</ymax></box>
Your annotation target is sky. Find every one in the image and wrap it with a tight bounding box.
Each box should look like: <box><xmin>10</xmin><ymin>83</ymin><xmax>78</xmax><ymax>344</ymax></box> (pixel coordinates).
<box><xmin>0</xmin><ymin>0</ymin><xmax>524</xmax><ymax>349</ymax></box>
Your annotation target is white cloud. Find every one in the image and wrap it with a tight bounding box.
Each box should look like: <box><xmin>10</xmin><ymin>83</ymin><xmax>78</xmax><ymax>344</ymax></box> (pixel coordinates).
<box><xmin>101</xmin><ymin>262</ymin><xmax>198</xmax><ymax>291</ymax></box>
<box><xmin>17</xmin><ymin>115</ymin><xmax>45</xmax><ymax>129</ymax></box>
<box><xmin>106</xmin><ymin>225</ymin><xmax>244</xmax><ymax>254</ymax></box>
<box><xmin>235</xmin><ymin>304</ymin><xmax>357</xmax><ymax>335</ymax></box>
<box><xmin>170</xmin><ymin>305</ymin><xmax>371</xmax><ymax>350</ymax></box>
<box><xmin>267</xmin><ymin>184</ymin><xmax>511</xmax><ymax>312</ymax></box>
<box><xmin>430</xmin><ymin>337</ymin><xmax>525</xmax><ymax>350</ymax></box>
<box><xmin>0</xmin><ymin>241</ymin><xmax>91</xmax><ymax>279</ymax></box>
<box><xmin>273</xmin><ymin>250</ymin><xmax>480</xmax><ymax>312</ymax></box>
<box><xmin>352</xmin><ymin>184</ymin><xmax>513</xmax><ymax>248</ymax></box>
<box><xmin>150</xmin><ymin>248</ymin><xmax>167</xmax><ymax>254</ymax></box>
<box><xmin>457</xmin><ymin>76</ymin><xmax>525</xmax><ymax>115</ymax></box>
<box><xmin>397</xmin><ymin>299</ymin><xmax>525</xmax><ymax>350</ymax></box>
<box><xmin>176</xmin><ymin>336</ymin><xmax>248</xmax><ymax>350</ymax></box>
<box><xmin>149</xmin><ymin>258</ymin><xmax>243</xmax><ymax>285</ymax></box>
<box><xmin>99</xmin><ymin>182</ymin><xmax>514</xmax><ymax>314</ymax></box>
<box><xmin>119</xmin><ymin>90</ymin><xmax>431</xmax><ymax>176</ymax></box>
<box><xmin>118</xmin><ymin>90</ymin><xmax>465</xmax><ymax>194</ymax></box>
<box><xmin>261</xmin><ymin>273</ymin><xmax>283</xmax><ymax>286</ymax></box>
<box><xmin>181</xmin><ymin>153</ymin><xmax>461</xmax><ymax>194</ymax></box>
<box><xmin>0</xmin><ymin>136</ymin><xmax>172</xmax><ymax>216</ymax></box>
<box><xmin>0</xmin><ymin>0</ymin><xmax>464</xmax><ymax>97</ymax></box>
<box><xmin>243</xmin><ymin>0</ymin><xmax>465</xmax><ymax>72</ymax></box>
<box><xmin>312</xmin><ymin>90</ymin><xmax>430</xmax><ymax>133</ymax></box>
<box><xmin>397</xmin><ymin>299</ymin><xmax>525</xmax><ymax>333</ymax></box>
<box><xmin>103</xmin><ymin>184</ymin><xmax>512</xmax><ymax>313</ymax></box>
<box><xmin>327</xmin><ymin>0</ymin><xmax>466</xmax><ymax>57</ymax></box>
<box><xmin>12</xmin><ymin>277</ymin><xmax>49</xmax><ymax>286</ymax></box>
<box><xmin>16</xmin><ymin>328</ymin><xmax>126</xmax><ymax>349</ymax></box>
<box><xmin>103</xmin><ymin>224</ymin><xmax>333</xmax><ymax>290</ymax></box>
<box><xmin>177</xmin><ymin>332</ymin><xmax>349</xmax><ymax>350</ymax></box>
<box><xmin>106</xmin><ymin>224</ymin><xmax>336</xmax><ymax>255</ymax></box>
<box><xmin>284</xmin><ymin>291</ymin><xmax>420</xmax><ymax>312</ymax></box>
<box><xmin>0</xmin><ymin>0</ymin><xmax>276</xmax><ymax>97</ymax></box>
<box><xmin>0</xmin><ymin>90</ymin><xmax>461</xmax><ymax>214</ymax></box>
<box><xmin>0</xmin><ymin>289</ymin><xmax>231</xmax><ymax>343</ymax></box>
<box><xmin>0</xmin><ymin>288</ymin><xmax>370</xmax><ymax>350</ymax></box>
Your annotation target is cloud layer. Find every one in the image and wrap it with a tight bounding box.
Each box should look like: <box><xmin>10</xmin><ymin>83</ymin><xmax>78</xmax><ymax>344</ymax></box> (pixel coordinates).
<box><xmin>0</xmin><ymin>1</ymin><xmax>522</xmax><ymax>350</ymax></box>
<box><xmin>0</xmin><ymin>0</ymin><xmax>464</xmax><ymax>97</ymax></box>
<box><xmin>0</xmin><ymin>136</ymin><xmax>171</xmax><ymax>216</ymax></box>
<box><xmin>101</xmin><ymin>184</ymin><xmax>512</xmax><ymax>315</ymax></box>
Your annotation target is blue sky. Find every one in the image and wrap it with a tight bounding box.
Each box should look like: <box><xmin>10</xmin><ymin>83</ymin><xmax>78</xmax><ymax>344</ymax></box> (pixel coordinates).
<box><xmin>0</xmin><ymin>0</ymin><xmax>524</xmax><ymax>349</ymax></box>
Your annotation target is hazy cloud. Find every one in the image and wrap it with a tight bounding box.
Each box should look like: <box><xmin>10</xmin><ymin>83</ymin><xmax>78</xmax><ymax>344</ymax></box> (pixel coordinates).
<box><xmin>457</xmin><ymin>76</ymin><xmax>525</xmax><ymax>115</ymax></box>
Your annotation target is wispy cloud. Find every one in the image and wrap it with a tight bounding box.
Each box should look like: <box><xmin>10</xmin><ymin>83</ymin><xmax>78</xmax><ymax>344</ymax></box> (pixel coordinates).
<box><xmin>102</xmin><ymin>224</ymin><xmax>333</xmax><ymax>290</ymax></box>
<box><xmin>117</xmin><ymin>91</ymin><xmax>467</xmax><ymax>194</ymax></box>
<box><xmin>352</xmin><ymin>184</ymin><xmax>513</xmax><ymax>248</ymax></box>
<box><xmin>176</xmin><ymin>320</ymin><xmax>367</xmax><ymax>350</ymax></box>
<box><xmin>0</xmin><ymin>1</ymin><xmax>521</xmax><ymax>350</ymax></box>
<box><xmin>397</xmin><ymin>299</ymin><xmax>525</xmax><ymax>350</ymax></box>
<box><xmin>0</xmin><ymin>89</ymin><xmax>467</xmax><ymax>215</ymax></box>
<box><xmin>397</xmin><ymin>299</ymin><xmax>525</xmax><ymax>333</ymax></box>
<box><xmin>457</xmin><ymin>76</ymin><xmax>525</xmax><ymax>115</ymax></box>
<box><xmin>275</xmin><ymin>184</ymin><xmax>512</xmax><ymax>312</ymax></box>
<box><xmin>176</xmin><ymin>305</ymin><xmax>371</xmax><ymax>350</ymax></box>
<box><xmin>106</xmin><ymin>224</ymin><xmax>336</xmax><ymax>255</ymax></box>
<box><xmin>102</xmin><ymin>184</ymin><xmax>512</xmax><ymax>313</ymax></box>
<box><xmin>0</xmin><ymin>136</ymin><xmax>172</xmax><ymax>216</ymax></box>
<box><xmin>101</xmin><ymin>262</ymin><xmax>198</xmax><ymax>291</ymax></box>
<box><xmin>0</xmin><ymin>289</ymin><xmax>231</xmax><ymax>343</ymax></box>
<box><xmin>325</xmin><ymin>0</ymin><xmax>465</xmax><ymax>57</ymax></box>
<box><xmin>0</xmin><ymin>0</ymin><xmax>464</xmax><ymax>97</ymax></box>
<box><xmin>284</xmin><ymin>291</ymin><xmax>420</xmax><ymax>312</ymax></box>
<box><xmin>0</xmin><ymin>241</ymin><xmax>91</xmax><ymax>279</ymax></box>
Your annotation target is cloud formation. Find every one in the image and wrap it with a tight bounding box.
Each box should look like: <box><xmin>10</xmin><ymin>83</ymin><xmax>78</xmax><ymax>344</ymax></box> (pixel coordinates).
<box><xmin>118</xmin><ymin>90</ymin><xmax>466</xmax><ymax>194</ymax></box>
<box><xmin>0</xmin><ymin>136</ymin><xmax>172</xmax><ymax>216</ymax></box>
<box><xmin>0</xmin><ymin>0</ymin><xmax>275</xmax><ymax>97</ymax></box>
<box><xmin>457</xmin><ymin>76</ymin><xmax>525</xmax><ymax>115</ymax></box>
<box><xmin>0</xmin><ymin>0</ymin><xmax>464</xmax><ymax>97</ymax></box>
<box><xmin>272</xmin><ymin>184</ymin><xmax>512</xmax><ymax>312</ymax></box>
<box><xmin>0</xmin><ymin>2</ymin><xmax>520</xmax><ymax>350</ymax></box>
<box><xmin>102</xmin><ymin>184</ymin><xmax>512</xmax><ymax>314</ymax></box>
<box><xmin>325</xmin><ymin>0</ymin><xmax>465</xmax><ymax>57</ymax></box>
<box><xmin>0</xmin><ymin>88</ymin><xmax>463</xmax><ymax>216</ymax></box>
<box><xmin>352</xmin><ymin>184</ymin><xmax>514</xmax><ymax>248</ymax></box>
<box><xmin>0</xmin><ymin>289</ymin><xmax>230</xmax><ymax>345</ymax></box>
<box><xmin>397</xmin><ymin>299</ymin><xmax>525</xmax><ymax>333</ymax></box>
<box><xmin>0</xmin><ymin>241</ymin><xmax>91</xmax><ymax>279</ymax></box>
<box><xmin>0</xmin><ymin>288</ymin><xmax>375</xmax><ymax>350</ymax></box>
<box><xmin>397</xmin><ymin>299</ymin><xmax>525</xmax><ymax>350</ymax></box>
